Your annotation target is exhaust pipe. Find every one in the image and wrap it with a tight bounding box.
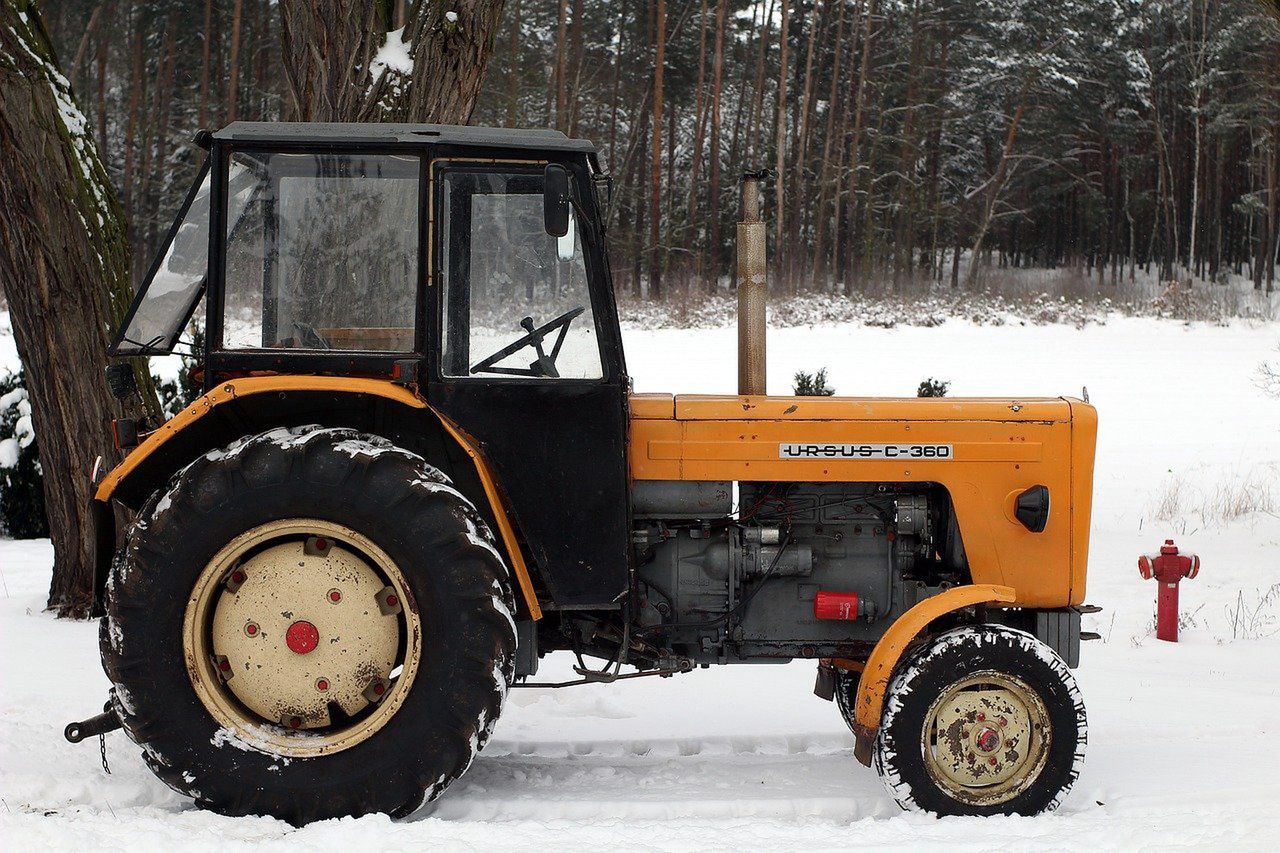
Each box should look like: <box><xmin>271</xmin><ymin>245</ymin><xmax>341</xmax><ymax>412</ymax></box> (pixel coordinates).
<box><xmin>737</xmin><ymin>170</ymin><xmax>769</xmax><ymax>396</ymax></box>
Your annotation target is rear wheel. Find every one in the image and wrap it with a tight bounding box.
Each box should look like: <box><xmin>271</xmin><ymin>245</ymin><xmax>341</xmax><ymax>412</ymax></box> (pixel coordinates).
<box><xmin>101</xmin><ymin>426</ymin><xmax>517</xmax><ymax>824</ymax></box>
<box><xmin>873</xmin><ymin>625</ymin><xmax>1086</xmax><ymax>816</ymax></box>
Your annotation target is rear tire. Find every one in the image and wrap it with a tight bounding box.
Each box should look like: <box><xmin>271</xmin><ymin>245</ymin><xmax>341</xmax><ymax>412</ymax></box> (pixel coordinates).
<box><xmin>100</xmin><ymin>426</ymin><xmax>517</xmax><ymax>824</ymax></box>
<box><xmin>873</xmin><ymin>625</ymin><xmax>1086</xmax><ymax>816</ymax></box>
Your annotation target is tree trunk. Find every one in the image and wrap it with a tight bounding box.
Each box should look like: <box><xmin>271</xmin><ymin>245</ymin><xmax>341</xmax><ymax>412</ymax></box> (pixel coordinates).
<box><xmin>812</xmin><ymin>0</ymin><xmax>849</xmax><ymax>285</ymax></box>
<box><xmin>773</xmin><ymin>0</ymin><xmax>790</xmax><ymax>290</ymax></box>
<box><xmin>649</xmin><ymin>0</ymin><xmax>666</xmax><ymax>298</ymax></box>
<box><xmin>94</xmin><ymin>18</ymin><xmax>106</xmax><ymax>149</ymax></box>
<box><xmin>199</xmin><ymin>0</ymin><xmax>213</xmax><ymax>128</ymax></box>
<box><xmin>789</xmin><ymin>0</ymin><xmax>823</xmax><ymax>288</ymax></box>
<box><xmin>504</xmin><ymin>0</ymin><xmax>521</xmax><ymax>127</ymax></box>
<box><xmin>0</xmin><ymin>0</ymin><xmax>132</xmax><ymax>617</ymax></box>
<box><xmin>226</xmin><ymin>0</ymin><xmax>245</xmax><ymax>123</ymax></box>
<box><xmin>554</xmin><ymin>0</ymin><xmax>568</xmax><ymax>131</ymax></box>
<box><xmin>280</xmin><ymin>0</ymin><xmax>506</xmax><ymax>124</ymax></box>
<box><xmin>122</xmin><ymin>5</ymin><xmax>141</xmax><ymax>235</ymax></box>
<box><xmin>747</xmin><ymin>0</ymin><xmax>774</xmax><ymax>167</ymax></box>
<box><xmin>685</xmin><ymin>0</ymin><xmax>709</xmax><ymax>267</ymax></box>
<box><xmin>843</xmin><ymin>0</ymin><xmax>877</xmax><ymax>294</ymax></box>
<box><xmin>965</xmin><ymin>99</ymin><xmax>1027</xmax><ymax>289</ymax></box>
<box><xmin>706</xmin><ymin>0</ymin><xmax>727</xmax><ymax>294</ymax></box>
<box><xmin>567</xmin><ymin>0</ymin><xmax>584</xmax><ymax>136</ymax></box>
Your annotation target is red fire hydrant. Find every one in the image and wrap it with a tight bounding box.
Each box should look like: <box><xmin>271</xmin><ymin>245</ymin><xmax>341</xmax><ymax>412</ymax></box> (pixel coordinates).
<box><xmin>1138</xmin><ymin>539</ymin><xmax>1200</xmax><ymax>642</ymax></box>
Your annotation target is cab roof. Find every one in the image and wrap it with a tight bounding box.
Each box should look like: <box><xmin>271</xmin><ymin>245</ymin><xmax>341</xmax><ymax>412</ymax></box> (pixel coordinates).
<box><xmin>213</xmin><ymin>121</ymin><xmax>598</xmax><ymax>155</ymax></box>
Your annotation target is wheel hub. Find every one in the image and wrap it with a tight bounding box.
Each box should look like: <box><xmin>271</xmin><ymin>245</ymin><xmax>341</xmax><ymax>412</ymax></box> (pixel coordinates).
<box><xmin>285</xmin><ymin>620</ymin><xmax>320</xmax><ymax>655</ymax></box>
<box><xmin>922</xmin><ymin>671</ymin><xmax>1052</xmax><ymax>806</ymax></box>
<box><xmin>210</xmin><ymin>537</ymin><xmax>401</xmax><ymax>729</ymax></box>
<box><xmin>184</xmin><ymin>520</ymin><xmax>421</xmax><ymax>757</ymax></box>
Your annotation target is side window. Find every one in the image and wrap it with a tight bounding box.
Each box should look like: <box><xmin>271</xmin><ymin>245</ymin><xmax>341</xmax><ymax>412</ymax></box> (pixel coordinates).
<box><xmin>223</xmin><ymin>152</ymin><xmax>420</xmax><ymax>352</ymax></box>
<box><xmin>440</xmin><ymin>168</ymin><xmax>603</xmax><ymax>380</ymax></box>
<box><xmin>113</xmin><ymin>160</ymin><xmax>213</xmax><ymax>355</ymax></box>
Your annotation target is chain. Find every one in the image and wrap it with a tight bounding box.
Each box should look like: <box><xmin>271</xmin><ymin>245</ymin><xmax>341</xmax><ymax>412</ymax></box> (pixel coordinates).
<box><xmin>99</xmin><ymin>732</ymin><xmax>111</xmax><ymax>774</ymax></box>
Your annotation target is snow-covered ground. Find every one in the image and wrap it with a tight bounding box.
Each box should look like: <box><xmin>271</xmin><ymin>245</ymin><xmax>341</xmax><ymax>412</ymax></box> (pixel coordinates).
<box><xmin>4</xmin><ymin>313</ymin><xmax>1280</xmax><ymax>849</ymax></box>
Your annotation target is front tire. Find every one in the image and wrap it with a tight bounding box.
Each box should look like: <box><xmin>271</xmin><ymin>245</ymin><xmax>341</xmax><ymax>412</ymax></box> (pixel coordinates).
<box><xmin>101</xmin><ymin>426</ymin><xmax>517</xmax><ymax>824</ymax></box>
<box><xmin>873</xmin><ymin>625</ymin><xmax>1086</xmax><ymax>816</ymax></box>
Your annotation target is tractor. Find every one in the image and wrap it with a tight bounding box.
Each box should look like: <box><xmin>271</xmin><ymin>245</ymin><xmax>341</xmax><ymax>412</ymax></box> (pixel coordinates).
<box><xmin>66</xmin><ymin>122</ymin><xmax>1098</xmax><ymax>824</ymax></box>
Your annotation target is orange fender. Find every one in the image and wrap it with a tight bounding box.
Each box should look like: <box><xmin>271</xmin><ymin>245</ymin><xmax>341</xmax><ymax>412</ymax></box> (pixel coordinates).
<box><xmin>95</xmin><ymin>376</ymin><xmax>541</xmax><ymax>620</ymax></box>
<box><xmin>849</xmin><ymin>583</ymin><xmax>1017</xmax><ymax>762</ymax></box>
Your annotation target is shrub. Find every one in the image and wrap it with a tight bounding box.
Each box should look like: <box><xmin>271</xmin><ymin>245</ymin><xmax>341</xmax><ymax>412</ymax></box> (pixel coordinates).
<box><xmin>153</xmin><ymin>325</ymin><xmax>205</xmax><ymax>418</ymax></box>
<box><xmin>0</xmin><ymin>368</ymin><xmax>48</xmax><ymax>538</ymax></box>
<box><xmin>794</xmin><ymin>368</ymin><xmax>835</xmax><ymax>396</ymax></box>
<box><xmin>917</xmin><ymin>377</ymin><xmax>950</xmax><ymax>397</ymax></box>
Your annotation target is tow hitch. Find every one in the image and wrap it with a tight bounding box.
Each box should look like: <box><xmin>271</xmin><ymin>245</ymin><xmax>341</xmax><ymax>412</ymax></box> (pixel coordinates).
<box><xmin>64</xmin><ymin>701</ymin><xmax>122</xmax><ymax>744</ymax></box>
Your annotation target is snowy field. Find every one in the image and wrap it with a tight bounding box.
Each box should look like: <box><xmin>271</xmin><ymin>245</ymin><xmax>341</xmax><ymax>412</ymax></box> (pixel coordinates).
<box><xmin>4</xmin><ymin>312</ymin><xmax>1280</xmax><ymax>849</ymax></box>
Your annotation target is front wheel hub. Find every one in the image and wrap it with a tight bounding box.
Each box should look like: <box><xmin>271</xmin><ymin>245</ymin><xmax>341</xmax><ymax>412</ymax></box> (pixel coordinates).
<box><xmin>921</xmin><ymin>671</ymin><xmax>1052</xmax><ymax>806</ymax></box>
<box><xmin>184</xmin><ymin>520</ymin><xmax>421</xmax><ymax>757</ymax></box>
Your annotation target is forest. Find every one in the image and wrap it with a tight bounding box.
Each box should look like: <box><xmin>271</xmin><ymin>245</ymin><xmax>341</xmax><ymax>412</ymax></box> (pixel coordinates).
<box><xmin>1</xmin><ymin>0</ymin><xmax>1278</xmax><ymax>615</ymax></box>
<box><xmin>30</xmin><ymin>0</ymin><xmax>1280</xmax><ymax>301</ymax></box>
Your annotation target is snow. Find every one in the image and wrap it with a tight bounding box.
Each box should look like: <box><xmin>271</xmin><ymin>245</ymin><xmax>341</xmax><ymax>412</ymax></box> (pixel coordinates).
<box><xmin>0</xmin><ymin>310</ymin><xmax>16</xmax><ymax>369</ymax></box>
<box><xmin>4</xmin><ymin>314</ymin><xmax>1280</xmax><ymax>847</ymax></box>
<box><xmin>371</xmin><ymin>27</ymin><xmax>413</xmax><ymax>78</ymax></box>
<box><xmin>0</xmin><ymin>437</ymin><xmax>17</xmax><ymax>469</ymax></box>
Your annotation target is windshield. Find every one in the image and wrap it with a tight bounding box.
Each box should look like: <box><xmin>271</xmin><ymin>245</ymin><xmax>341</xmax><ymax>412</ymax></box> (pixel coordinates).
<box><xmin>112</xmin><ymin>159</ymin><xmax>215</xmax><ymax>356</ymax></box>
<box><xmin>222</xmin><ymin>151</ymin><xmax>420</xmax><ymax>352</ymax></box>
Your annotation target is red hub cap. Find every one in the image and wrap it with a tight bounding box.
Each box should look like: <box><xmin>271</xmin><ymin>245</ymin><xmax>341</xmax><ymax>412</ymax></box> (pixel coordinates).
<box><xmin>285</xmin><ymin>620</ymin><xmax>320</xmax><ymax>655</ymax></box>
<box><xmin>974</xmin><ymin>726</ymin><xmax>1001</xmax><ymax>753</ymax></box>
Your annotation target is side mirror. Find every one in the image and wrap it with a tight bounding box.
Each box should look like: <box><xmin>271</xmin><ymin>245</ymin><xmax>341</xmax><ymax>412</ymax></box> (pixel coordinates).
<box><xmin>544</xmin><ymin>164</ymin><xmax>570</xmax><ymax>238</ymax></box>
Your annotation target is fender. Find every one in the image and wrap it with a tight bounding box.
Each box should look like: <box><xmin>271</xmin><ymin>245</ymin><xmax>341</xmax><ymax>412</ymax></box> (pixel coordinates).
<box><xmin>95</xmin><ymin>376</ymin><xmax>541</xmax><ymax>620</ymax></box>
<box><xmin>846</xmin><ymin>583</ymin><xmax>1017</xmax><ymax>765</ymax></box>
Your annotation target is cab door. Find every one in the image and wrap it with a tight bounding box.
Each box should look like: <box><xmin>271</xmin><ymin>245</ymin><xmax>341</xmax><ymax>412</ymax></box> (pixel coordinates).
<box><xmin>425</xmin><ymin>158</ymin><xmax>631</xmax><ymax>610</ymax></box>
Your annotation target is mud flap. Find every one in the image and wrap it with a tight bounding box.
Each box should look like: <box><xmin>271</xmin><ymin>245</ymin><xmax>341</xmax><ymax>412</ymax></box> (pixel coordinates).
<box><xmin>853</xmin><ymin>729</ymin><xmax>874</xmax><ymax>767</ymax></box>
<box><xmin>814</xmin><ymin>662</ymin><xmax>836</xmax><ymax>701</ymax></box>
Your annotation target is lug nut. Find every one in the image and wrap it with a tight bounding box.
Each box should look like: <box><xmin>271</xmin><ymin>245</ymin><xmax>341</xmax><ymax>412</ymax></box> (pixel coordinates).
<box><xmin>244</xmin><ymin>622</ymin><xmax>259</xmax><ymax>637</ymax></box>
<box><xmin>373</xmin><ymin>682</ymin><xmax>386</xmax><ymax>696</ymax></box>
<box><xmin>976</xmin><ymin>712</ymin><xmax>986</xmax><ymax>722</ymax></box>
<box><xmin>988</xmin><ymin>756</ymin><xmax>998</xmax><ymax>766</ymax></box>
<box><xmin>328</xmin><ymin>589</ymin><xmax>342</xmax><ymax>603</ymax></box>
<box><xmin>998</xmin><ymin>716</ymin><xmax>1008</xmax><ymax>728</ymax></box>
<box><xmin>218</xmin><ymin>659</ymin><xmax>231</xmax><ymax>672</ymax></box>
<box><xmin>230</xmin><ymin>570</ymin><xmax>246</xmax><ymax>585</ymax></box>
<box><xmin>385</xmin><ymin>594</ymin><xmax>398</xmax><ymax>607</ymax></box>
<box><xmin>316</xmin><ymin>678</ymin><xmax>329</xmax><ymax>692</ymax></box>
<box><xmin>287</xmin><ymin>716</ymin><xmax>302</xmax><ymax>729</ymax></box>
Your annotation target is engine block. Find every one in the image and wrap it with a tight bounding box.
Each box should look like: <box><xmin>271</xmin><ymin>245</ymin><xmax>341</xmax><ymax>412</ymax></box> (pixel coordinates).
<box><xmin>632</xmin><ymin>481</ymin><xmax>967</xmax><ymax>664</ymax></box>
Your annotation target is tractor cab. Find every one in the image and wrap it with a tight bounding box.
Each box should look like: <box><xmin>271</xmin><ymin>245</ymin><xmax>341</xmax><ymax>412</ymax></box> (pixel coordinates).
<box><xmin>111</xmin><ymin>123</ymin><xmax>633</xmax><ymax>608</ymax></box>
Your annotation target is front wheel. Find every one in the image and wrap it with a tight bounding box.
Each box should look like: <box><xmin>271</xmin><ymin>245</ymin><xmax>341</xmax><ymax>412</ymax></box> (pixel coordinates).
<box><xmin>101</xmin><ymin>426</ymin><xmax>517</xmax><ymax>824</ymax></box>
<box><xmin>873</xmin><ymin>625</ymin><xmax>1086</xmax><ymax>816</ymax></box>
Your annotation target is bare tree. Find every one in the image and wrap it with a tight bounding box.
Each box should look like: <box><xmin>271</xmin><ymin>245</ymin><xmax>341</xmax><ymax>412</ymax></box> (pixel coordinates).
<box><xmin>280</xmin><ymin>0</ymin><xmax>506</xmax><ymax>123</ymax></box>
<box><xmin>649</xmin><ymin>0</ymin><xmax>666</xmax><ymax>297</ymax></box>
<box><xmin>554</xmin><ymin>0</ymin><xmax>568</xmax><ymax>131</ymax></box>
<box><xmin>0</xmin><ymin>0</ymin><xmax>135</xmax><ymax>616</ymax></box>
<box><xmin>773</xmin><ymin>0</ymin><xmax>789</xmax><ymax>288</ymax></box>
<box><xmin>226</xmin><ymin>0</ymin><xmax>244</xmax><ymax>122</ymax></box>
<box><xmin>706</xmin><ymin>0</ymin><xmax>727</xmax><ymax>293</ymax></box>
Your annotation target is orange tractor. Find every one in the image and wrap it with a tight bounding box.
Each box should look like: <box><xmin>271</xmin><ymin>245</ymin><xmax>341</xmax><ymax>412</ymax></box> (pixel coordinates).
<box><xmin>66</xmin><ymin>123</ymin><xmax>1097</xmax><ymax>823</ymax></box>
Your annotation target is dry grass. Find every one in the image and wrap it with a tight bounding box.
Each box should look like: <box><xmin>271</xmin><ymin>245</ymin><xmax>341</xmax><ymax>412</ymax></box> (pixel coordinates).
<box><xmin>1150</xmin><ymin>476</ymin><xmax>1189</xmax><ymax>522</ymax></box>
<box><xmin>1225</xmin><ymin>584</ymin><xmax>1280</xmax><ymax>640</ymax></box>
<box><xmin>1147</xmin><ymin>470</ymin><xmax>1278</xmax><ymax>528</ymax></box>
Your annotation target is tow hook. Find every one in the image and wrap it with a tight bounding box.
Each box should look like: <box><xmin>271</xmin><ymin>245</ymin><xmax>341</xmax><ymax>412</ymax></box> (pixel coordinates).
<box><xmin>64</xmin><ymin>701</ymin><xmax>123</xmax><ymax>744</ymax></box>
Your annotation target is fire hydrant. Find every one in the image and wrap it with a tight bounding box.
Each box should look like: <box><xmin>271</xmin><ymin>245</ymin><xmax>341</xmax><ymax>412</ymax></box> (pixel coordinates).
<box><xmin>1138</xmin><ymin>539</ymin><xmax>1200</xmax><ymax>642</ymax></box>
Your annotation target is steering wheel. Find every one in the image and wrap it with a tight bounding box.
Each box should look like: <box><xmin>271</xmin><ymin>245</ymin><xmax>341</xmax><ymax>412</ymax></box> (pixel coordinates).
<box><xmin>292</xmin><ymin>322</ymin><xmax>332</xmax><ymax>349</ymax></box>
<box><xmin>470</xmin><ymin>307</ymin><xmax>586</xmax><ymax>378</ymax></box>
